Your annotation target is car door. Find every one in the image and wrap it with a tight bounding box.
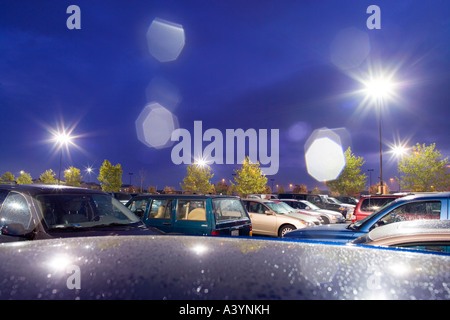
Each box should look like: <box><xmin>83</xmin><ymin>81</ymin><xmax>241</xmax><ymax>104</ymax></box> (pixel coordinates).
<box><xmin>173</xmin><ymin>199</ymin><xmax>212</xmax><ymax>235</ymax></box>
<box><xmin>143</xmin><ymin>199</ymin><xmax>174</xmax><ymax>233</ymax></box>
<box><xmin>246</xmin><ymin>201</ymin><xmax>277</xmax><ymax>236</ymax></box>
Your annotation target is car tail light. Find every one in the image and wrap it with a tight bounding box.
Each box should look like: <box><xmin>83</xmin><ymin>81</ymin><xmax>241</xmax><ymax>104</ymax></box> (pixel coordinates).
<box><xmin>211</xmin><ymin>230</ymin><xmax>220</xmax><ymax>235</ymax></box>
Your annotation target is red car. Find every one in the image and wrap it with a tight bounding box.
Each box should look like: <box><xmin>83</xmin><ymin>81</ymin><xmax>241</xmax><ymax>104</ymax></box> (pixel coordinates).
<box><xmin>352</xmin><ymin>194</ymin><xmax>407</xmax><ymax>222</ymax></box>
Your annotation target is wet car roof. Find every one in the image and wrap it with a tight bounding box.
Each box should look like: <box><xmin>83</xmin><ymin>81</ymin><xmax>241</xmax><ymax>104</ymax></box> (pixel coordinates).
<box><xmin>0</xmin><ymin>235</ymin><xmax>449</xmax><ymax>300</ymax></box>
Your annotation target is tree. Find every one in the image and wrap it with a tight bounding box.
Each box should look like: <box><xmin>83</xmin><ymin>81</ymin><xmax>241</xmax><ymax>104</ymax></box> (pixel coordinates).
<box><xmin>180</xmin><ymin>164</ymin><xmax>214</xmax><ymax>194</ymax></box>
<box><xmin>398</xmin><ymin>143</ymin><xmax>450</xmax><ymax>192</ymax></box>
<box><xmin>326</xmin><ymin>147</ymin><xmax>366</xmax><ymax>196</ymax></box>
<box><xmin>64</xmin><ymin>166</ymin><xmax>82</xmax><ymax>187</ymax></box>
<box><xmin>277</xmin><ymin>185</ymin><xmax>285</xmax><ymax>194</ymax></box>
<box><xmin>0</xmin><ymin>171</ymin><xmax>15</xmax><ymax>182</ymax></box>
<box><xmin>293</xmin><ymin>184</ymin><xmax>308</xmax><ymax>194</ymax></box>
<box><xmin>215</xmin><ymin>180</ymin><xmax>230</xmax><ymax>195</ymax></box>
<box><xmin>98</xmin><ymin>160</ymin><xmax>123</xmax><ymax>192</ymax></box>
<box><xmin>40</xmin><ymin>169</ymin><xmax>58</xmax><ymax>184</ymax></box>
<box><xmin>16</xmin><ymin>171</ymin><xmax>33</xmax><ymax>184</ymax></box>
<box><xmin>232</xmin><ymin>156</ymin><xmax>267</xmax><ymax>198</ymax></box>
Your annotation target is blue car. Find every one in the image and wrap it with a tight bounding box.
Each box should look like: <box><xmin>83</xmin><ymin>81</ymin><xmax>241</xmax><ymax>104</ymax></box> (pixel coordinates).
<box><xmin>283</xmin><ymin>192</ymin><xmax>450</xmax><ymax>243</ymax></box>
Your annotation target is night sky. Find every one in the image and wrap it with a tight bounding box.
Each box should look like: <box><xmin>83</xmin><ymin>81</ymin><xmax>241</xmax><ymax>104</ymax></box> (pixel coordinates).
<box><xmin>1</xmin><ymin>0</ymin><xmax>449</xmax><ymax>191</ymax></box>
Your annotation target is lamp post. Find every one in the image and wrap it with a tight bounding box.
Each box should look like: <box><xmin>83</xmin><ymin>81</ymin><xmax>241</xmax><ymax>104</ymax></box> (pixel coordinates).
<box><xmin>364</xmin><ymin>77</ymin><xmax>394</xmax><ymax>194</ymax></box>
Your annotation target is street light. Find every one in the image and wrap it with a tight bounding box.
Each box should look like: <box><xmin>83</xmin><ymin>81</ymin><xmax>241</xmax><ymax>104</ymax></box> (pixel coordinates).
<box><xmin>53</xmin><ymin>131</ymin><xmax>73</xmax><ymax>184</ymax></box>
<box><xmin>364</xmin><ymin>76</ymin><xmax>395</xmax><ymax>194</ymax></box>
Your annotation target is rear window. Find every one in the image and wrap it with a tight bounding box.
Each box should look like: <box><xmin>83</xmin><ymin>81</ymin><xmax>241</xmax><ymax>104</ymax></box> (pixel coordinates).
<box><xmin>360</xmin><ymin>197</ymin><xmax>397</xmax><ymax>212</ymax></box>
<box><xmin>213</xmin><ymin>198</ymin><xmax>248</xmax><ymax>222</ymax></box>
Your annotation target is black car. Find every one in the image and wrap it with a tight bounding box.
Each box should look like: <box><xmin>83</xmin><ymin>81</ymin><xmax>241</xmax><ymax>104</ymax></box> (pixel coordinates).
<box><xmin>0</xmin><ymin>184</ymin><xmax>162</xmax><ymax>242</ymax></box>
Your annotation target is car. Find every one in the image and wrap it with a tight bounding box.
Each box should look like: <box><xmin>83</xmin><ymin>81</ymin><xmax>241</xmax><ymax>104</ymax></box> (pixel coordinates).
<box><xmin>126</xmin><ymin>194</ymin><xmax>252</xmax><ymax>236</ymax></box>
<box><xmin>278</xmin><ymin>199</ymin><xmax>345</xmax><ymax>224</ymax></box>
<box><xmin>272</xmin><ymin>200</ymin><xmax>323</xmax><ymax>225</ymax></box>
<box><xmin>334</xmin><ymin>196</ymin><xmax>359</xmax><ymax>205</ymax></box>
<box><xmin>352</xmin><ymin>194</ymin><xmax>407</xmax><ymax>222</ymax></box>
<box><xmin>278</xmin><ymin>193</ymin><xmax>354</xmax><ymax>219</ymax></box>
<box><xmin>351</xmin><ymin>220</ymin><xmax>450</xmax><ymax>254</ymax></box>
<box><xmin>283</xmin><ymin>192</ymin><xmax>450</xmax><ymax>243</ymax></box>
<box><xmin>242</xmin><ymin>198</ymin><xmax>312</xmax><ymax>237</ymax></box>
<box><xmin>0</xmin><ymin>184</ymin><xmax>162</xmax><ymax>243</ymax></box>
<box><xmin>0</xmin><ymin>234</ymin><xmax>449</xmax><ymax>300</ymax></box>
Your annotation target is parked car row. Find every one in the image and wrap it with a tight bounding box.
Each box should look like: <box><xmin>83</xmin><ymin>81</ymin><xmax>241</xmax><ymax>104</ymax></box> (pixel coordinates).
<box><xmin>283</xmin><ymin>192</ymin><xmax>450</xmax><ymax>244</ymax></box>
<box><xmin>0</xmin><ymin>184</ymin><xmax>449</xmax><ymax>300</ymax></box>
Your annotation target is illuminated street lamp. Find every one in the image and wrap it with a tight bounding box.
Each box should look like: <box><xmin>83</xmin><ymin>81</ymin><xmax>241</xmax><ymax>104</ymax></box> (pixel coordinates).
<box><xmin>53</xmin><ymin>131</ymin><xmax>73</xmax><ymax>184</ymax></box>
<box><xmin>364</xmin><ymin>76</ymin><xmax>395</xmax><ymax>194</ymax></box>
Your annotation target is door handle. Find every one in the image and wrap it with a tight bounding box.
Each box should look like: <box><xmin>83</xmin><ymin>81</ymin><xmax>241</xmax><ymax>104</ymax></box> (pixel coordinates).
<box><xmin>163</xmin><ymin>222</ymin><xmax>172</xmax><ymax>226</ymax></box>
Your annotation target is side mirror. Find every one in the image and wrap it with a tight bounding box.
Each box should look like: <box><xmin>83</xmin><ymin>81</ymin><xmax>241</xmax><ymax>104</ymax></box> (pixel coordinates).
<box><xmin>305</xmin><ymin>206</ymin><xmax>311</xmax><ymax>210</ymax></box>
<box><xmin>1</xmin><ymin>223</ymin><xmax>33</xmax><ymax>239</ymax></box>
<box><xmin>265</xmin><ymin>210</ymin><xmax>273</xmax><ymax>215</ymax></box>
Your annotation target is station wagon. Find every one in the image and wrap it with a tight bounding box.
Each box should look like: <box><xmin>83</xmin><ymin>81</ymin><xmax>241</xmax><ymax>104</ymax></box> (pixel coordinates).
<box><xmin>126</xmin><ymin>194</ymin><xmax>252</xmax><ymax>236</ymax></box>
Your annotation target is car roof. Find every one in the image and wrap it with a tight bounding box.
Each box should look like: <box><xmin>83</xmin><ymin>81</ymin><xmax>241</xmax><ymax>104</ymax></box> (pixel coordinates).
<box><xmin>130</xmin><ymin>194</ymin><xmax>240</xmax><ymax>200</ymax></box>
<box><xmin>0</xmin><ymin>234</ymin><xmax>449</xmax><ymax>299</ymax></box>
<box><xmin>367</xmin><ymin>220</ymin><xmax>450</xmax><ymax>242</ymax></box>
<box><xmin>0</xmin><ymin>184</ymin><xmax>107</xmax><ymax>195</ymax></box>
<box><xmin>360</xmin><ymin>193</ymin><xmax>408</xmax><ymax>199</ymax></box>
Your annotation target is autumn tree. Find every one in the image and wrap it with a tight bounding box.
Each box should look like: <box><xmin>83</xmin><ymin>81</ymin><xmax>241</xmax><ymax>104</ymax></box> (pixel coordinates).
<box><xmin>215</xmin><ymin>180</ymin><xmax>230</xmax><ymax>195</ymax></box>
<box><xmin>16</xmin><ymin>171</ymin><xmax>33</xmax><ymax>184</ymax></box>
<box><xmin>40</xmin><ymin>169</ymin><xmax>58</xmax><ymax>184</ymax></box>
<box><xmin>180</xmin><ymin>164</ymin><xmax>214</xmax><ymax>194</ymax></box>
<box><xmin>0</xmin><ymin>171</ymin><xmax>15</xmax><ymax>182</ymax></box>
<box><xmin>398</xmin><ymin>143</ymin><xmax>450</xmax><ymax>192</ymax></box>
<box><xmin>232</xmin><ymin>156</ymin><xmax>267</xmax><ymax>198</ymax></box>
<box><xmin>98</xmin><ymin>160</ymin><xmax>123</xmax><ymax>192</ymax></box>
<box><xmin>64</xmin><ymin>166</ymin><xmax>82</xmax><ymax>187</ymax></box>
<box><xmin>293</xmin><ymin>184</ymin><xmax>308</xmax><ymax>194</ymax></box>
<box><xmin>326</xmin><ymin>147</ymin><xmax>366</xmax><ymax>196</ymax></box>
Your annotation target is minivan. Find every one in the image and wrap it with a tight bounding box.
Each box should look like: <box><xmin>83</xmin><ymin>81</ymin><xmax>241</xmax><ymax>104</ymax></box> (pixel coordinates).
<box><xmin>126</xmin><ymin>194</ymin><xmax>252</xmax><ymax>236</ymax></box>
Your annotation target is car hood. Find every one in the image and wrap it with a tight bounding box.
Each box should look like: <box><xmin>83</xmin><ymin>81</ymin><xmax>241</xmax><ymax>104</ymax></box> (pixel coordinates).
<box><xmin>283</xmin><ymin>223</ymin><xmax>357</xmax><ymax>242</ymax></box>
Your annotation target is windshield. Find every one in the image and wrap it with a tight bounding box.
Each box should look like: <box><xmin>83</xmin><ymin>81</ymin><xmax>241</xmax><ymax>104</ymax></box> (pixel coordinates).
<box><xmin>37</xmin><ymin>193</ymin><xmax>140</xmax><ymax>229</ymax></box>
<box><xmin>351</xmin><ymin>200</ymin><xmax>398</xmax><ymax>229</ymax></box>
<box><xmin>301</xmin><ymin>200</ymin><xmax>320</xmax><ymax>210</ymax></box>
<box><xmin>212</xmin><ymin>198</ymin><xmax>248</xmax><ymax>221</ymax></box>
<box><xmin>265</xmin><ymin>202</ymin><xmax>290</xmax><ymax>214</ymax></box>
<box><xmin>328</xmin><ymin>197</ymin><xmax>343</xmax><ymax>204</ymax></box>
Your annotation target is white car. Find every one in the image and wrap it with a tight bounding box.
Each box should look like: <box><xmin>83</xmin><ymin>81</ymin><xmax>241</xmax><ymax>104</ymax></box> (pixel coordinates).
<box><xmin>279</xmin><ymin>199</ymin><xmax>345</xmax><ymax>224</ymax></box>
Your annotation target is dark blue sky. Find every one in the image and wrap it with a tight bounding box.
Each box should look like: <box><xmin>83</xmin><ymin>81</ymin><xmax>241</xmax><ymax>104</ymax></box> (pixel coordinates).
<box><xmin>1</xmin><ymin>0</ymin><xmax>449</xmax><ymax>190</ymax></box>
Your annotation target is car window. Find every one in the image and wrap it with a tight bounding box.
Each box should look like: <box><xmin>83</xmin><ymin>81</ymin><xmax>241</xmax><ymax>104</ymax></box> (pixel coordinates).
<box><xmin>177</xmin><ymin>200</ymin><xmax>206</xmax><ymax>221</ymax></box>
<box><xmin>247</xmin><ymin>201</ymin><xmax>265</xmax><ymax>214</ymax></box>
<box><xmin>266</xmin><ymin>202</ymin><xmax>290</xmax><ymax>214</ymax></box>
<box><xmin>378</xmin><ymin>200</ymin><xmax>441</xmax><ymax>226</ymax></box>
<box><xmin>0</xmin><ymin>192</ymin><xmax>33</xmax><ymax>231</ymax></box>
<box><xmin>37</xmin><ymin>193</ymin><xmax>139</xmax><ymax>228</ymax></box>
<box><xmin>149</xmin><ymin>199</ymin><xmax>172</xmax><ymax>219</ymax></box>
<box><xmin>361</xmin><ymin>198</ymin><xmax>396</xmax><ymax>212</ymax></box>
<box><xmin>396</xmin><ymin>242</ymin><xmax>450</xmax><ymax>254</ymax></box>
<box><xmin>306</xmin><ymin>196</ymin><xmax>320</xmax><ymax>204</ymax></box>
<box><xmin>212</xmin><ymin>198</ymin><xmax>247</xmax><ymax>221</ymax></box>
<box><xmin>0</xmin><ymin>189</ymin><xmax>9</xmax><ymax>205</ymax></box>
<box><xmin>127</xmin><ymin>198</ymin><xmax>149</xmax><ymax>214</ymax></box>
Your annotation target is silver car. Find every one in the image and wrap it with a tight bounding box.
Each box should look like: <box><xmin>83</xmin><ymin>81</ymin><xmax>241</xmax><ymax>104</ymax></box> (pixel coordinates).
<box><xmin>279</xmin><ymin>199</ymin><xmax>345</xmax><ymax>224</ymax></box>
